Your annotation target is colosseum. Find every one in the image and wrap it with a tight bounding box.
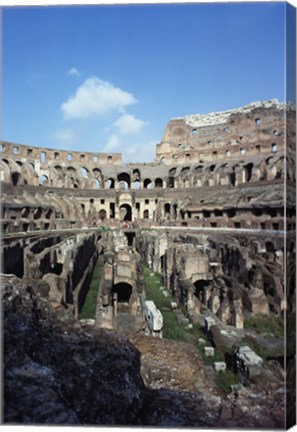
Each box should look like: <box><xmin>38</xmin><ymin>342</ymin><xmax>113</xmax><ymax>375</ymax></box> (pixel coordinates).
<box><xmin>1</xmin><ymin>99</ymin><xmax>296</xmax><ymax>427</ymax></box>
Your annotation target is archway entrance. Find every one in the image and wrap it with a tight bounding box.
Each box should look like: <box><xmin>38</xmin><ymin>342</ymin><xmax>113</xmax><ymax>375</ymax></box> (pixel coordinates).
<box><xmin>112</xmin><ymin>282</ymin><xmax>132</xmax><ymax>307</ymax></box>
<box><xmin>99</xmin><ymin>209</ymin><xmax>107</xmax><ymax>221</ymax></box>
<box><xmin>194</xmin><ymin>280</ymin><xmax>210</xmax><ymax>305</ymax></box>
<box><xmin>11</xmin><ymin>172</ymin><xmax>21</xmax><ymax>186</ymax></box>
<box><xmin>120</xmin><ymin>204</ymin><xmax>132</xmax><ymax>221</ymax></box>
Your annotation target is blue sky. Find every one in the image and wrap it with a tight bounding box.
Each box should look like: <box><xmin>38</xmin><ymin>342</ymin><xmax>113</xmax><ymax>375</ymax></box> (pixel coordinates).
<box><xmin>2</xmin><ymin>2</ymin><xmax>292</xmax><ymax>162</ymax></box>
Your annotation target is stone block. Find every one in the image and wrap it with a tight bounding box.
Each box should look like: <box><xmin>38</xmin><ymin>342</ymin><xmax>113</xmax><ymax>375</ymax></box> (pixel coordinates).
<box><xmin>214</xmin><ymin>361</ymin><xmax>226</xmax><ymax>372</ymax></box>
<box><xmin>204</xmin><ymin>316</ymin><xmax>216</xmax><ymax>332</ymax></box>
<box><xmin>204</xmin><ymin>346</ymin><xmax>215</xmax><ymax>357</ymax></box>
<box><xmin>198</xmin><ymin>338</ymin><xmax>207</xmax><ymax>346</ymax></box>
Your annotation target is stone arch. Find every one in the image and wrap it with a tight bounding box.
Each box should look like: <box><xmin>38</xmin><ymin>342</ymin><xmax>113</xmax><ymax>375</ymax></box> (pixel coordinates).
<box><xmin>133</xmin><ymin>180</ymin><xmax>141</xmax><ymax>189</ymax></box>
<box><xmin>118</xmin><ymin>172</ymin><xmax>130</xmax><ymax>190</ymax></box>
<box><xmin>132</xmin><ymin>168</ymin><xmax>141</xmax><ymax>181</ymax></box>
<box><xmin>11</xmin><ymin>172</ymin><xmax>22</xmax><ymax>186</ymax></box>
<box><xmin>266</xmin><ymin>241</ymin><xmax>275</xmax><ymax>253</ymax></box>
<box><xmin>144</xmin><ymin>178</ymin><xmax>152</xmax><ymax>189</ymax></box>
<box><xmin>120</xmin><ymin>203</ymin><xmax>132</xmax><ymax>221</ymax></box>
<box><xmin>143</xmin><ymin>209</ymin><xmax>149</xmax><ymax>219</ymax></box>
<box><xmin>39</xmin><ymin>174</ymin><xmax>49</xmax><ymax>186</ymax></box>
<box><xmin>155</xmin><ymin>178</ymin><xmax>163</xmax><ymax>188</ymax></box>
<box><xmin>181</xmin><ymin>166</ymin><xmax>190</xmax><ymax>176</ymax></box>
<box><xmin>193</xmin><ymin>279</ymin><xmax>210</xmax><ymax>304</ymax></box>
<box><xmin>93</xmin><ymin>168</ymin><xmax>102</xmax><ymax>179</ymax></box>
<box><xmin>99</xmin><ymin>209</ymin><xmax>107</xmax><ymax>221</ymax></box>
<box><xmin>33</xmin><ymin>207</ymin><xmax>43</xmax><ymax>220</ymax></box>
<box><xmin>112</xmin><ymin>282</ymin><xmax>132</xmax><ymax>303</ymax></box>
<box><xmin>243</xmin><ymin>163</ymin><xmax>254</xmax><ymax>183</ymax></box>
<box><xmin>108</xmin><ymin>178</ymin><xmax>115</xmax><ymax>189</ymax></box>
<box><xmin>94</xmin><ymin>179</ymin><xmax>102</xmax><ymax>188</ymax></box>
<box><xmin>80</xmin><ymin>167</ymin><xmax>89</xmax><ymax>177</ymax></box>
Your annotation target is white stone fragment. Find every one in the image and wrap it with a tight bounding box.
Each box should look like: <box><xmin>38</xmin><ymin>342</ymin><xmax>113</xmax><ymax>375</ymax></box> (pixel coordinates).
<box><xmin>204</xmin><ymin>347</ymin><xmax>215</xmax><ymax>357</ymax></box>
<box><xmin>214</xmin><ymin>362</ymin><xmax>226</xmax><ymax>372</ymax></box>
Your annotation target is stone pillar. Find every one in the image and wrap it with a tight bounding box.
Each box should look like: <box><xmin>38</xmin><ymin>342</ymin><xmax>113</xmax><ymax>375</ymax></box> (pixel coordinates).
<box><xmin>113</xmin><ymin>293</ymin><xmax>118</xmax><ymax>317</ymax></box>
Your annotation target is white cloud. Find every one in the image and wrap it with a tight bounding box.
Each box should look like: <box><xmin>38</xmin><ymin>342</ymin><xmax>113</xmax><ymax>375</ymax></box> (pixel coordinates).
<box><xmin>54</xmin><ymin>128</ymin><xmax>76</xmax><ymax>142</ymax></box>
<box><xmin>61</xmin><ymin>77</ymin><xmax>137</xmax><ymax>119</ymax></box>
<box><xmin>114</xmin><ymin>114</ymin><xmax>148</xmax><ymax>136</ymax></box>
<box><xmin>104</xmin><ymin>134</ymin><xmax>121</xmax><ymax>152</ymax></box>
<box><xmin>121</xmin><ymin>139</ymin><xmax>156</xmax><ymax>163</ymax></box>
<box><xmin>68</xmin><ymin>67</ymin><xmax>80</xmax><ymax>77</ymax></box>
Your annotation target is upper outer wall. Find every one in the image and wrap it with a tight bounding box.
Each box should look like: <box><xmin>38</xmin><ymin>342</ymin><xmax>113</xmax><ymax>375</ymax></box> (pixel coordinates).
<box><xmin>0</xmin><ymin>142</ymin><xmax>122</xmax><ymax>166</ymax></box>
<box><xmin>155</xmin><ymin>100</ymin><xmax>295</xmax><ymax>164</ymax></box>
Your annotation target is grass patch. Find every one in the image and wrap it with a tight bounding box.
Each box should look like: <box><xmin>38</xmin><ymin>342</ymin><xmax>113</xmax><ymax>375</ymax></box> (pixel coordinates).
<box><xmin>79</xmin><ymin>255</ymin><xmax>104</xmax><ymax>319</ymax></box>
<box><xmin>143</xmin><ymin>265</ymin><xmax>193</xmax><ymax>342</ymax></box>
<box><xmin>215</xmin><ymin>370</ymin><xmax>241</xmax><ymax>394</ymax></box>
<box><xmin>244</xmin><ymin>314</ymin><xmax>284</xmax><ymax>338</ymax></box>
<box><xmin>142</xmin><ymin>264</ymin><xmax>240</xmax><ymax>394</ymax></box>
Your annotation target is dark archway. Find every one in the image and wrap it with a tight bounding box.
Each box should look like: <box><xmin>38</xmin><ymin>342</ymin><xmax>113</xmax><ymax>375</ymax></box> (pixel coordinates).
<box><xmin>99</xmin><ymin>209</ymin><xmax>107</xmax><ymax>221</ymax></box>
<box><xmin>108</xmin><ymin>178</ymin><xmax>115</xmax><ymax>189</ymax></box>
<box><xmin>118</xmin><ymin>172</ymin><xmax>131</xmax><ymax>190</ymax></box>
<box><xmin>11</xmin><ymin>172</ymin><xmax>21</xmax><ymax>186</ymax></box>
<box><xmin>144</xmin><ymin>178</ymin><xmax>152</xmax><ymax>189</ymax></box>
<box><xmin>194</xmin><ymin>280</ymin><xmax>210</xmax><ymax>304</ymax></box>
<box><xmin>120</xmin><ymin>204</ymin><xmax>132</xmax><ymax>221</ymax></box>
<box><xmin>112</xmin><ymin>282</ymin><xmax>132</xmax><ymax>302</ymax></box>
<box><xmin>155</xmin><ymin>178</ymin><xmax>163</xmax><ymax>188</ymax></box>
<box><xmin>266</xmin><ymin>241</ymin><xmax>275</xmax><ymax>253</ymax></box>
<box><xmin>230</xmin><ymin>172</ymin><xmax>236</xmax><ymax>186</ymax></box>
<box><xmin>143</xmin><ymin>209</ymin><xmax>149</xmax><ymax>219</ymax></box>
<box><xmin>244</xmin><ymin>163</ymin><xmax>254</xmax><ymax>183</ymax></box>
<box><xmin>164</xmin><ymin>203</ymin><xmax>171</xmax><ymax>216</ymax></box>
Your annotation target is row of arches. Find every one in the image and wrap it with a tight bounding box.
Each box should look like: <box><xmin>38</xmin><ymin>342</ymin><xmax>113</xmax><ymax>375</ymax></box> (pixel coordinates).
<box><xmin>2</xmin><ymin>151</ymin><xmax>291</xmax><ymax>189</ymax></box>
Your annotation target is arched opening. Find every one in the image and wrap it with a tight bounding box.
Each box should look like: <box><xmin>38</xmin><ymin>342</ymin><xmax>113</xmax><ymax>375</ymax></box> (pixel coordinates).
<box><xmin>11</xmin><ymin>172</ymin><xmax>21</xmax><ymax>186</ymax></box>
<box><xmin>39</xmin><ymin>175</ymin><xmax>48</xmax><ymax>186</ymax></box>
<box><xmin>81</xmin><ymin>204</ymin><xmax>85</xmax><ymax>217</ymax></box>
<box><xmin>229</xmin><ymin>172</ymin><xmax>236</xmax><ymax>186</ymax></box>
<box><xmin>134</xmin><ymin>180</ymin><xmax>141</xmax><ymax>189</ymax></box>
<box><xmin>45</xmin><ymin>209</ymin><xmax>52</xmax><ymax>219</ymax></box>
<box><xmin>80</xmin><ymin>167</ymin><xmax>89</xmax><ymax>177</ymax></box>
<box><xmin>95</xmin><ymin>179</ymin><xmax>101</xmax><ymax>188</ymax></box>
<box><xmin>54</xmin><ymin>165</ymin><xmax>63</xmax><ymax>174</ymax></box>
<box><xmin>120</xmin><ymin>204</ymin><xmax>132</xmax><ymax>221</ymax></box>
<box><xmin>93</xmin><ymin>168</ymin><xmax>102</xmax><ymax>178</ymax></box>
<box><xmin>244</xmin><ymin>163</ymin><xmax>253</xmax><ymax>183</ymax></box>
<box><xmin>195</xmin><ymin>164</ymin><xmax>204</xmax><ymax>174</ymax></box>
<box><xmin>155</xmin><ymin>178</ymin><xmax>163</xmax><ymax>188</ymax></box>
<box><xmin>99</xmin><ymin>209</ymin><xmax>107</xmax><ymax>221</ymax></box>
<box><xmin>164</xmin><ymin>203</ymin><xmax>171</xmax><ymax>218</ymax></box>
<box><xmin>108</xmin><ymin>178</ymin><xmax>115</xmax><ymax>189</ymax></box>
<box><xmin>133</xmin><ymin>169</ymin><xmax>141</xmax><ymax>181</ymax></box>
<box><xmin>112</xmin><ymin>282</ymin><xmax>132</xmax><ymax>304</ymax></box>
<box><xmin>33</xmin><ymin>208</ymin><xmax>43</xmax><ymax>220</ymax></box>
<box><xmin>144</xmin><ymin>178</ymin><xmax>152</xmax><ymax>189</ymax></box>
<box><xmin>194</xmin><ymin>280</ymin><xmax>210</xmax><ymax>304</ymax></box>
<box><xmin>160</xmin><ymin>255</ymin><xmax>165</xmax><ymax>272</ymax></box>
<box><xmin>181</xmin><ymin>166</ymin><xmax>190</xmax><ymax>176</ymax></box>
<box><xmin>21</xmin><ymin>207</ymin><xmax>30</xmax><ymax>218</ymax></box>
<box><xmin>168</xmin><ymin>177</ymin><xmax>175</xmax><ymax>188</ymax></box>
<box><xmin>118</xmin><ymin>172</ymin><xmax>130</xmax><ymax>190</ymax></box>
<box><xmin>266</xmin><ymin>241</ymin><xmax>275</xmax><ymax>253</ymax></box>
<box><xmin>143</xmin><ymin>209</ymin><xmax>149</xmax><ymax>219</ymax></box>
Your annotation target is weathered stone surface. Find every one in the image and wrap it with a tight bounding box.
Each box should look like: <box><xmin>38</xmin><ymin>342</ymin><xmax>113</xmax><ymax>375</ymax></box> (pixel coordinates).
<box><xmin>3</xmin><ymin>274</ymin><xmax>145</xmax><ymax>425</ymax></box>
